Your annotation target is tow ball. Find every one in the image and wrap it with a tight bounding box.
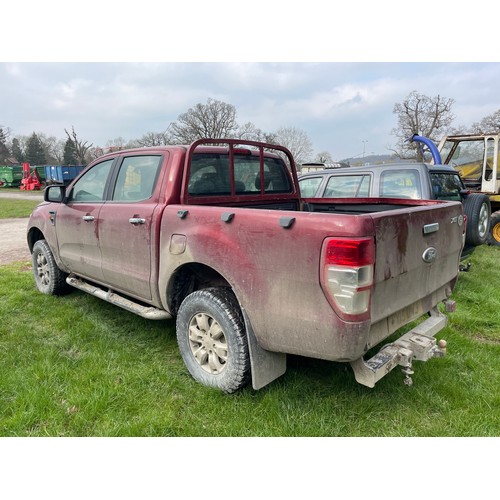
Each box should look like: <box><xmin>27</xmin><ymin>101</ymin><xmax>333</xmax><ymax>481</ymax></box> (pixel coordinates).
<box><xmin>399</xmin><ymin>339</ymin><xmax>448</xmax><ymax>386</ymax></box>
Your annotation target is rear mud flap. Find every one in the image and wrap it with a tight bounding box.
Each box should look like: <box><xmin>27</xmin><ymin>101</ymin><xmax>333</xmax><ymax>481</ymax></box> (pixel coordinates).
<box><xmin>350</xmin><ymin>307</ymin><xmax>448</xmax><ymax>388</ymax></box>
<box><xmin>241</xmin><ymin>308</ymin><xmax>287</xmax><ymax>390</ymax></box>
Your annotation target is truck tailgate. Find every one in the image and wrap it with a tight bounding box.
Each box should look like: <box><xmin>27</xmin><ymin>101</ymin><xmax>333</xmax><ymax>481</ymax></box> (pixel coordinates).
<box><xmin>369</xmin><ymin>201</ymin><xmax>463</xmax><ymax>324</ymax></box>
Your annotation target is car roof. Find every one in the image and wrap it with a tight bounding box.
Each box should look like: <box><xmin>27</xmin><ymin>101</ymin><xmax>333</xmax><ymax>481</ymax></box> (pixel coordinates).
<box><xmin>299</xmin><ymin>162</ymin><xmax>458</xmax><ymax>178</ymax></box>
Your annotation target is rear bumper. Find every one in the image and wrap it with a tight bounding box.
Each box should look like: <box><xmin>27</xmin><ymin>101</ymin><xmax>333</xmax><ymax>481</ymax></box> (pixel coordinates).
<box><xmin>350</xmin><ymin>306</ymin><xmax>448</xmax><ymax>387</ymax></box>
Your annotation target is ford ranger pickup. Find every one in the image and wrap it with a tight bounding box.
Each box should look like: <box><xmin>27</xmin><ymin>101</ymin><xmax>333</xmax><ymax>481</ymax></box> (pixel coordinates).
<box><xmin>27</xmin><ymin>138</ymin><xmax>464</xmax><ymax>392</ymax></box>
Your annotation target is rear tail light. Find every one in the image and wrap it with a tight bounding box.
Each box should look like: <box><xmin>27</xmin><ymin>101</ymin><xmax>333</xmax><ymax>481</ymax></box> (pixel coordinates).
<box><xmin>320</xmin><ymin>237</ymin><xmax>375</xmax><ymax>321</ymax></box>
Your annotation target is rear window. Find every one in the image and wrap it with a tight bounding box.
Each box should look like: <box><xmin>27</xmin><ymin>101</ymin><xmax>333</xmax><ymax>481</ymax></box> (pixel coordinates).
<box><xmin>324</xmin><ymin>174</ymin><xmax>371</xmax><ymax>197</ymax></box>
<box><xmin>430</xmin><ymin>172</ymin><xmax>464</xmax><ymax>201</ymax></box>
<box><xmin>188</xmin><ymin>153</ymin><xmax>292</xmax><ymax>196</ymax></box>
<box><xmin>380</xmin><ymin>169</ymin><xmax>422</xmax><ymax>199</ymax></box>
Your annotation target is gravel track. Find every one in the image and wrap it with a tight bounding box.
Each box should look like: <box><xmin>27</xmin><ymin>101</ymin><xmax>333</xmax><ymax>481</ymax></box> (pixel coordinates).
<box><xmin>0</xmin><ymin>192</ymin><xmax>43</xmax><ymax>265</ymax></box>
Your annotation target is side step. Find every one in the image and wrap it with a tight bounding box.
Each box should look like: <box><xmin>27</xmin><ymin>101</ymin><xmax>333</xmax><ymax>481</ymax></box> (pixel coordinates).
<box><xmin>66</xmin><ymin>274</ymin><xmax>171</xmax><ymax>320</ymax></box>
<box><xmin>350</xmin><ymin>307</ymin><xmax>448</xmax><ymax>388</ymax></box>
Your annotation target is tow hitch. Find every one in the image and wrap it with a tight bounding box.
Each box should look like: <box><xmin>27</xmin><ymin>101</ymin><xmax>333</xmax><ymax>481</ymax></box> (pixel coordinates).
<box><xmin>350</xmin><ymin>307</ymin><xmax>448</xmax><ymax>388</ymax></box>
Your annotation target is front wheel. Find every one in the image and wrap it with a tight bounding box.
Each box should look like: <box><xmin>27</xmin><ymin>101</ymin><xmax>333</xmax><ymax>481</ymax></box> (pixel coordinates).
<box><xmin>32</xmin><ymin>240</ymin><xmax>70</xmax><ymax>295</ymax></box>
<box><xmin>463</xmin><ymin>193</ymin><xmax>491</xmax><ymax>246</ymax></box>
<box><xmin>176</xmin><ymin>287</ymin><xmax>250</xmax><ymax>393</ymax></box>
<box><xmin>487</xmin><ymin>211</ymin><xmax>500</xmax><ymax>247</ymax></box>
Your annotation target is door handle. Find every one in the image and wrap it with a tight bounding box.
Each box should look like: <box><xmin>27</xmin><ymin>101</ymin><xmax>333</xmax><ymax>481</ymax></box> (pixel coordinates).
<box><xmin>82</xmin><ymin>215</ymin><xmax>95</xmax><ymax>222</ymax></box>
<box><xmin>129</xmin><ymin>217</ymin><xmax>146</xmax><ymax>225</ymax></box>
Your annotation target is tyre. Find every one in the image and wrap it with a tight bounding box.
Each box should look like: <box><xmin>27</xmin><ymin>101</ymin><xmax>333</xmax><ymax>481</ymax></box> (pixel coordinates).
<box><xmin>32</xmin><ymin>240</ymin><xmax>70</xmax><ymax>295</ymax></box>
<box><xmin>176</xmin><ymin>287</ymin><xmax>250</xmax><ymax>393</ymax></box>
<box><xmin>463</xmin><ymin>193</ymin><xmax>491</xmax><ymax>246</ymax></box>
<box><xmin>487</xmin><ymin>211</ymin><xmax>500</xmax><ymax>247</ymax></box>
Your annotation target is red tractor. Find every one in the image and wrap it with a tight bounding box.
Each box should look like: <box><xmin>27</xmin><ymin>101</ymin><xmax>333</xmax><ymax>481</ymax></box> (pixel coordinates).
<box><xmin>20</xmin><ymin>162</ymin><xmax>42</xmax><ymax>190</ymax></box>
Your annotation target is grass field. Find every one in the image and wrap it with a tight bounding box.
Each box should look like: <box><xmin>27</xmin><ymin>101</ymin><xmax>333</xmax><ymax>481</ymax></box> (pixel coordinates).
<box><xmin>0</xmin><ymin>198</ymin><xmax>42</xmax><ymax>218</ymax></box>
<box><xmin>0</xmin><ymin>246</ymin><xmax>499</xmax><ymax>437</ymax></box>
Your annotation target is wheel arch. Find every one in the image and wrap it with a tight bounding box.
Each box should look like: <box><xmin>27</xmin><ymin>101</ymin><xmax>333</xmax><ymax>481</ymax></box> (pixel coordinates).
<box><xmin>166</xmin><ymin>262</ymin><xmax>231</xmax><ymax>316</ymax></box>
<box><xmin>27</xmin><ymin>226</ymin><xmax>45</xmax><ymax>253</ymax></box>
<box><xmin>166</xmin><ymin>262</ymin><xmax>287</xmax><ymax>390</ymax></box>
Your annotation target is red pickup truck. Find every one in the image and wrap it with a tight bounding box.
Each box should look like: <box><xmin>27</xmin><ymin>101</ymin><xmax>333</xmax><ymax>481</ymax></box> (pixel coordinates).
<box><xmin>27</xmin><ymin>139</ymin><xmax>464</xmax><ymax>392</ymax></box>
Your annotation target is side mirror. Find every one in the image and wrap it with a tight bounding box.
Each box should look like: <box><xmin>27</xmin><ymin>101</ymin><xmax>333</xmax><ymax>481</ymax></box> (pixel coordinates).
<box><xmin>44</xmin><ymin>185</ymin><xmax>66</xmax><ymax>203</ymax></box>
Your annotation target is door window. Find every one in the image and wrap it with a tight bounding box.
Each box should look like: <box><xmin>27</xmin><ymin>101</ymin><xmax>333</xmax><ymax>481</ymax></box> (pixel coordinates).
<box><xmin>112</xmin><ymin>155</ymin><xmax>163</xmax><ymax>202</ymax></box>
<box><xmin>69</xmin><ymin>159</ymin><xmax>114</xmax><ymax>202</ymax></box>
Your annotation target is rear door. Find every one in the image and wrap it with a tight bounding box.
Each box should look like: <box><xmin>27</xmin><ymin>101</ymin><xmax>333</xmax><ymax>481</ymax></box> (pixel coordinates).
<box><xmin>98</xmin><ymin>153</ymin><xmax>165</xmax><ymax>300</ymax></box>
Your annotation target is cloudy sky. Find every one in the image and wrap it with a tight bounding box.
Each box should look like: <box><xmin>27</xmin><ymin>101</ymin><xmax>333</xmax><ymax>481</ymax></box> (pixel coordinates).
<box><xmin>3</xmin><ymin>62</ymin><xmax>500</xmax><ymax>160</ymax></box>
<box><xmin>3</xmin><ymin>3</ymin><xmax>499</xmax><ymax>161</ymax></box>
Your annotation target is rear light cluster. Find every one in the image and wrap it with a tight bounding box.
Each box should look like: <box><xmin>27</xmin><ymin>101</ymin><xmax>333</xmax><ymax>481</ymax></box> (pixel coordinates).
<box><xmin>320</xmin><ymin>237</ymin><xmax>375</xmax><ymax>321</ymax></box>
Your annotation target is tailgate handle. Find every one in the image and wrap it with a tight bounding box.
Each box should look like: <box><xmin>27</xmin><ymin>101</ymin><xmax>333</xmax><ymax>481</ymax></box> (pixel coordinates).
<box><xmin>423</xmin><ymin>223</ymin><xmax>439</xmax><ymax>234</ymax></box>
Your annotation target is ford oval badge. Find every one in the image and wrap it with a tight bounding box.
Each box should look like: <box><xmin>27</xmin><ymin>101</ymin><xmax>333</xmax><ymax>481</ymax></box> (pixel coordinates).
<box><xmin>422</xmin><ymin>247</ymin><xmax>437</xmax><ymax>263</ymax></box>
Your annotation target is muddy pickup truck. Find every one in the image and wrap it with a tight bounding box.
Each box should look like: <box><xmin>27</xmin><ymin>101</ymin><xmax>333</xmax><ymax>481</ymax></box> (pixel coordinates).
<box><xmin>27</xmin><ymin>138</ymin><xmax>464</xmax><ymax>393</ymax></box>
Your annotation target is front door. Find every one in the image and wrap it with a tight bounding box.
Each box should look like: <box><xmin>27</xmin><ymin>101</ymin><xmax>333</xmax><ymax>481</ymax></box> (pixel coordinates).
<box><xmin>55</xmin><ymin>159</ymin><xmax>114</xmax><ymax>282</ymax></box>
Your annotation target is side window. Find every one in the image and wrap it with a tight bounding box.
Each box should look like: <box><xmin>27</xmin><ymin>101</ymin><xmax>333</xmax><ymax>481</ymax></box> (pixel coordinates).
<box><xmin>485</xmin><ymin>138</ymin><xmax>495</xmax><ymax>180</ymax></box>
<box><xmin>69</xmin><ymin>159</ymin><xmax>114</xmax><ymax>203</ymax></box>
<box><xmin>324</xmin><ymin>175</ymin><xmax>370</xmax><ymax>197</ymax></box>
<box><xmin>112</xmin><ymin>155</ymin><xmax>162</xmax><ymax>202</ymax></box>
<box><xmin>380</xmin><ymin>170</ymin><xmax>422</xmax><ymax>199</ymax></box>
<box><xmin>298</xmin><ymin>177</ymin><xmax>322</xmax><ymax>197</ymax></box>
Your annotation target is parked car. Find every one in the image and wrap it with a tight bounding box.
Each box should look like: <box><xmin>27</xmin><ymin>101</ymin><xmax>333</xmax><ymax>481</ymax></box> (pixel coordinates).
<box><xmin>298</xmin><ymin>160</ymin><xmax>490</xmax><ymax>255</ymax></box>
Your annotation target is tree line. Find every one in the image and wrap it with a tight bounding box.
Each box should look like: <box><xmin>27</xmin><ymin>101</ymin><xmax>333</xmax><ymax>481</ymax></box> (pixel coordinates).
<box><xmin>1</xmin><ymin>94</ymin><xmax>499</xmax><ymax>167</ymax></box>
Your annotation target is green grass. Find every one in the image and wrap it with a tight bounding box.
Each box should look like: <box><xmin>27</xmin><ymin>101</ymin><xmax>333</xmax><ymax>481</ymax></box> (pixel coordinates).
<box><xmin>0</xmin><ymin>187</ymin><xmax>42</xmax><ymax>194</ymax></box>
<box><xmin>0</xmin><ymin>246</ymin><xmax>499</xmax><ymax>437</ymax></box>
<box><xmin>0</xmin><ymin>198</ymin><xmax>42</xmax><ymax>218</ymax></box>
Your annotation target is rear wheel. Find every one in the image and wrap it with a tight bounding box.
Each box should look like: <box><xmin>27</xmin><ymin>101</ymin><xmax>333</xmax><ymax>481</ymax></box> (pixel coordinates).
<box><xmin>487</xmin><ymin>211</ymin><xmax>500</xmax><ymax>247</ymax></box>
<box><xmin>176</xmin><ymin>287</ymin><xmax>250</xmax><ymax>393</ymax></box>
<box><xmin>32</xmin><ymin>240</ymin><xmax>70</xmax><ymax>295</ymax></box>
<box><xmin>463</xmin><ymin>193</ymin><xmax>491</xmax><ymax>246</ymax></box>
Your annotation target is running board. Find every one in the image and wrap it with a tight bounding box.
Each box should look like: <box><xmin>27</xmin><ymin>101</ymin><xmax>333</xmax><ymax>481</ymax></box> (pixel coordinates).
<box><xmin>350</xmin><ymin>308</ymin><xmax>448</xmax><ymax>388</ymax></box>
<box><xmin>66</xmin><ymin>275</ymin><xmax>171</xmax><ymax>320</ymax></box>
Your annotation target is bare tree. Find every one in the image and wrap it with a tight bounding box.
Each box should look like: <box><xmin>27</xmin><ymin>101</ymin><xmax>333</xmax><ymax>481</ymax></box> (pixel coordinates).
<box><xmin>169</xmin><ymin>98</ymin><xmax>239</xmax><ymax>143</ymax></box>
<box><xmin>391</xmin><ymin>90</ymin><xmax>455</xmax><ymax>160</ymax></box>
<box><xmin>64</xmin><ymin>127</ymin><xmax>93</xmax><ymax>165</ymax></box>
<box><xmin>235</xmin><ymin>122</ymin><xmax>276</xmax><ymax>143</ymax></box>
<box><xmin>470</xmin><ymin>109</ymin><xmax>500</xmax><ymax>134</ymax></box>
<box><xmin>314</xmin><ymin>151</ymin><xmax>334</xmax><ymax>163</ymax></box>
<box><xmin>37</xmin><ymin>133</ymin><xmax>65</xmax><ymax>164</ymax></box>
<box><xmin>105</xmin><ymin>136</ymin><xmax>139</xmax><ymax>149</ymax></box>
<box><xmin>273</xmin><ymin>126</ymin><xmax>313</xmax><ymax>165</ymax></box>
<box><xmin>137</xmin><ymin>130</ymin><xmax>172</xmax><ymax>147</ymax></box>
